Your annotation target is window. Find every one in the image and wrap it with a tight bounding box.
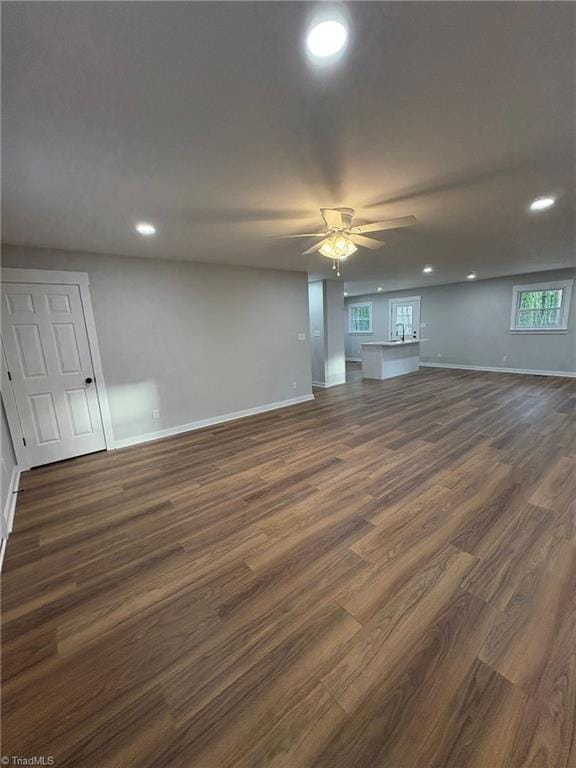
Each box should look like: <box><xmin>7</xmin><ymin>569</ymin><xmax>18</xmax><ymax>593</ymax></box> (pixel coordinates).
<box><xmin>349</xmin><ymin>302</ymin><xmax>373</xmax><ymax>334</ymax></box>
<box><xmin>395</xmin><ymin>304</ymin><xmax>413</xmax><ymax>330</ymax></box>
<box><xmin>389</xmin><ymin>296</ymin><xmax>421</xmax><ymax>340</ymax></box>
<box><xmin>510</xmin><ymin>280</ymin><xmax>573</xmax><ymax>332</ymax></box>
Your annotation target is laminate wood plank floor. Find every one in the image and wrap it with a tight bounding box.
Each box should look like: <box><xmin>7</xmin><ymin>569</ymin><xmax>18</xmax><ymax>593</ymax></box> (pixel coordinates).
<box><xmin>2</xmin><ymin>364</ymin><xmax>575</xmax><ymax>767</ymax></box>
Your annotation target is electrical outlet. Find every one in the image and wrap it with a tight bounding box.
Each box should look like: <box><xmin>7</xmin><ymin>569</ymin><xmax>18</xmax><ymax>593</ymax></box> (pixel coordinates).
<box><xmin>502</xmin><ymin>355</ymin><xmax>508</xmax><ymax>362</ymax></box>
<box><xmin>437</xmin><ymin>353</ymin><xmax>443</xmax><ymax>358</ymax></box>
<box><xmin>292</xmin><ymin>381</ymin><xmax>297</xmax><ymax>389</ymax></box>
<box><xmin>297</xmin><ymin>332</ymin><xmax>306</xmax><ymax>341</ymax></box>
<box><xmin>152</xmin><ymin>409</ymin><xmax>160</xmax><ymax>420</ymax></box>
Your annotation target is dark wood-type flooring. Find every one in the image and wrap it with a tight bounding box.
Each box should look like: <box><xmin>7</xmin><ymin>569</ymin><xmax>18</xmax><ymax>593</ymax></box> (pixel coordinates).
<box><xmin>2</xmin><ymin>364</ymin><xmax>575</xmax><ymax>767</ymax></box>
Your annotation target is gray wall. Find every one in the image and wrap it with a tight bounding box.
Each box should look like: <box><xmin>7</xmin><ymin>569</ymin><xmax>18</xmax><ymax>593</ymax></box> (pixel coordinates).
<box><xmin>308</xmin><ymin>280</ymin><xmax>346</xmax><ymax>387</ymax></box>
<box><xmin>308</xmin><ymin>281</ymin><xmax>326</xmax><ymax>385</ymax></box>
<box><xmin>3</xmin><ymin>245</ymin><xmax>313</xmax><ymax>443</ymax></box>
<box><xmin>1</xmin><ymin>402</ymin><xmax>17</xmax><ymax>532</ymax></box>
<box><xmin>345</xmin><ymin>268</ymin><xmax>576</xmax><ymax>373</ymax></box>
<box><xmin>324</xmin><ymin>281</ymin><xmax>346</xmax><ymax>386</ymax></box>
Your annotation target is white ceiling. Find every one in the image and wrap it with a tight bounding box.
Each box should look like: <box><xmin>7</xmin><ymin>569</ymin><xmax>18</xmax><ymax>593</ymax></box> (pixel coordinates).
<box><xmin>3</xmin><ymin>2</ymin><xmax>575</xmax><ymax>293</ymax></box>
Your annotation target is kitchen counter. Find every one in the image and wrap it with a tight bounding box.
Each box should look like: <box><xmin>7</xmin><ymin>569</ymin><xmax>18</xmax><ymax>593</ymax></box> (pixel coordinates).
<box><xmin>361</xmin><ymin>340</ymin><xmax>421</xmax><ymax>346</ymax></box>
<box><xmin>361</xmin><ymin>340</ymin><xmax>421</xmax><ymax>380</ymax></box>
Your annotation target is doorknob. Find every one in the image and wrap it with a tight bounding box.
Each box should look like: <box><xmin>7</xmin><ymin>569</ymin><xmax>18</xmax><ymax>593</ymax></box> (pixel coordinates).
<box><xmin>85</xmin><ymin>377</ymin><xmax>93</xmax><ymax>384</ymax></box>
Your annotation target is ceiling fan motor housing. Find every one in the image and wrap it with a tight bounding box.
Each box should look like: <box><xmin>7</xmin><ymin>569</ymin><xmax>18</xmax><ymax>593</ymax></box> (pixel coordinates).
<box><xmin>336</xmin><ymin>207</ymin><xmax>355</xmax><ymax>230</ymax></box>
<box><xmin>333</xmin><ymin>207</ymin><xmax>355</xmax><ymax>230</ymax></box>
<box><xmin>321</xmin><ymin>207</ymin><xmax>356</xmax><ymax>231</ymax></box>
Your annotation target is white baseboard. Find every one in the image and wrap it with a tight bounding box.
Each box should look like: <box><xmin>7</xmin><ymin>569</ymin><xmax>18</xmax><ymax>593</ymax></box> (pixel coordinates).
<box><xmin>112</xmin><ymin>393</ymin><xmax>316</xmax><ymax>450</ymax></box>
<box><xmin>1</xmin><ymin>464</ymin><xmax>22</xmax><ymax>570</ymax></box>
<box><xmin>312</xmin><ymin>379</ymin><xmax>347</xmax><ymax>389</ymax></box>
<box><xmin>346</xmin><ymin>358</ymin><xmax>362</xmax><ymax>363</ymax></box>
<box><xmin>420</xmin><ymin>362</ymin><xmax>576</xmax><ymax>378</ymax></box>
<box><xmin>3</xmin><ymin>464</ymin><xmax>22</xmax><ymax>534</ymax></box>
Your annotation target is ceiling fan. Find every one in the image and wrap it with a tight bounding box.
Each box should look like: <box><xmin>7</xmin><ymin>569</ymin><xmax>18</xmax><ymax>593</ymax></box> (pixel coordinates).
<box><xmin>285</xmin><ymin>207</ymin><xmax>417</xmax><ymax>276</ymax></box>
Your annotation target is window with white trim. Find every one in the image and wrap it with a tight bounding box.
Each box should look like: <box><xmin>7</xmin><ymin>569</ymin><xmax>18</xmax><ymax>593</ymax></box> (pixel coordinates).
<box><xmin>348</xmin><ymin>302</ymin><xmax>373</xmax><ymax>334</ymax></box>
<box><xmin>510</xmin><ymin>280</ymin><xmax>573</xmax><ymax>332</ymax></box>
<box><xmin>389</xmin><ymin>296</ymin><xmax>421</xmax><ymax>340</ymax></box>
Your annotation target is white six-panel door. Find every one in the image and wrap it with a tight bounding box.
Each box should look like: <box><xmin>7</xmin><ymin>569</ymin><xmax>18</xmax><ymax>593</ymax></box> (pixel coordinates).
<box><xmin>2</xmin><ymin>283</ymin><xmax>106</xmax><ymax>466</ymax></box>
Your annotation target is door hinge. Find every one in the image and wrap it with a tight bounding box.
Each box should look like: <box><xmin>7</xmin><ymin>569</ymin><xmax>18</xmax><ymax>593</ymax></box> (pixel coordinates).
<box><xmin>22</xmin><ymin>437</ymin><xmax>27</xmax><ymax>446</ymax></box>
<box><xmin>7</xmin><ymin>371</ymin><xmax>12</xmax><ymax>381</ymax></box>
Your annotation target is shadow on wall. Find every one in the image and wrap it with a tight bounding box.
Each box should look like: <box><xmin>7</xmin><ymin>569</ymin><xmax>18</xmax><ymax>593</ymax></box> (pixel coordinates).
<box><xmin>107</xmin><ymin>381</ymin><xmax>160</xmax><ymax>442</ymax></box>
<box><xmin>326</xmin><ymin>351</ymin><xmax>346</xmax><ymax>386</ymax></box>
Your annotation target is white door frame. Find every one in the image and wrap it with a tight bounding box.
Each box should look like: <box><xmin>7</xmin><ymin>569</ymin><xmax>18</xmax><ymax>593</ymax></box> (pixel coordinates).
<box><xmin>389</xmin><ymin>295</ymin><xmax>422</xmax><ymax>340</ymax></box>
<box><xmin>1</xmin><ymin>268</ymin><xmax>114</xmax><ymax>465</ymax></box>
<box><xmin>1</xmin><ymin>340</ymin><xmax>29</xmax><ymax>469</ymax></box>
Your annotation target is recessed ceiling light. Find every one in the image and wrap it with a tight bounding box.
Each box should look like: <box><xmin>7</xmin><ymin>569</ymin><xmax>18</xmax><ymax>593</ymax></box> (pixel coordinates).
<box><xmin>307</xmin><ymin>20</ymin><xmax>348</xmax><ymax>58</ymax></box>
<box><xmin>377</xmin><ymin>287</ymin><xmax>383</xmax><ymax>292</ymax></box>
<box><xmin>423</xmin><ymin>266</ymin><xmax>433</xmax><ymax>274</ymax></box>
<box><xmin>529</xmin><ymin>196</ymin><xmax>555</xmax><ymax>212</ymax></box>
<box><xmin>467</xmin><ymin>272</ymin><xmax>477</xmax><ymax>280</ymax></box>
<box><xmin>135</xmin><ymin>222</ymin><xmax>156</xmax><ymax>236</ymax></box>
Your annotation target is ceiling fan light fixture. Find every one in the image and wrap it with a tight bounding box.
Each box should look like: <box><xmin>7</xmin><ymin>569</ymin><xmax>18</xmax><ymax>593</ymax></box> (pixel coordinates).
<box><xmin>319</xmin><ymin>234</ymin><xmax>357</xmax><ymax>260</ymax></box>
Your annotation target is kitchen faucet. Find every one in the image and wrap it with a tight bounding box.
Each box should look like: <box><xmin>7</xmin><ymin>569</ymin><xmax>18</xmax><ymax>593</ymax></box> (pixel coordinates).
<box><xmin>396</xmin><ymin>322</ymin><xmax>405</xmax><ymax>342</ymax></box>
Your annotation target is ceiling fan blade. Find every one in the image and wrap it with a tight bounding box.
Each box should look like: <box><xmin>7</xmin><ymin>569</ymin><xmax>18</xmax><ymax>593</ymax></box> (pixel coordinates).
<box><xmin>353</xmin><ymin>215</ymin><xmax>417</xmax><ymax>234</ymax></box>
<box><xmin>349</xmin><ymin>234</ymin><xmax>385</xmax><ymax>250</ymax></box>
<box><xmin>280</xmin><ymin>232</ymin><xmax>327</xmax><ymax>238</ymax></box>
<box><xmin>321</xmin><ymin>208</ymin><xmax>343</xmax><ymax>229</ymax></box>
<box><xmin>302</xmin><ymin>238</ymin><xmax>328</xmax><ymax>256</ymax></box>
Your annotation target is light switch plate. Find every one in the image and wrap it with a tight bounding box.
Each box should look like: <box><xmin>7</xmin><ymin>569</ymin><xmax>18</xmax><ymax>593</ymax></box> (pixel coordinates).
<box><xmin>297</xmin><ymin>333</ymin><xmax>306</xmax><ymax>341</ymax></box>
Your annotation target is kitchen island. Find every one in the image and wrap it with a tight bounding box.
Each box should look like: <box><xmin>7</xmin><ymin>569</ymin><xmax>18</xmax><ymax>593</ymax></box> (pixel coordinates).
<box><xmin>361</xmin><ymin>340</ymin><xmax>421</xmax><ymax>380</ymax></box>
